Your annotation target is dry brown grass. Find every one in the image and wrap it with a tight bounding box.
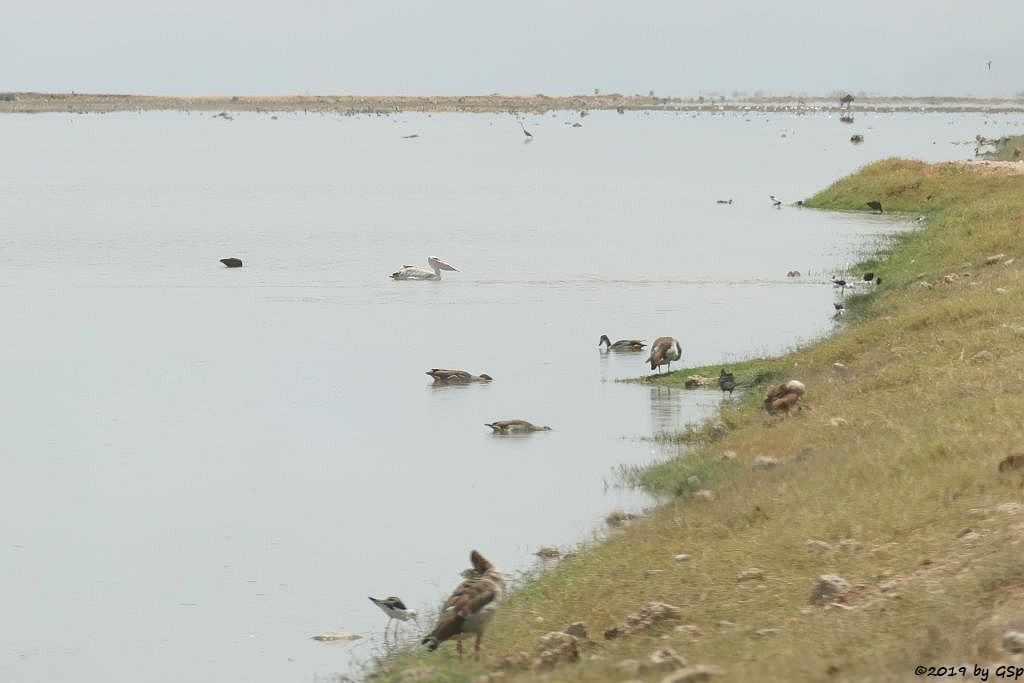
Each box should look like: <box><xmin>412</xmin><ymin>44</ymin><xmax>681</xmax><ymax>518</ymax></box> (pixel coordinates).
<box><xmin>376</xmin><ymin>160</ymin><xmax>1024</xmax><ymax>682</ymax></box>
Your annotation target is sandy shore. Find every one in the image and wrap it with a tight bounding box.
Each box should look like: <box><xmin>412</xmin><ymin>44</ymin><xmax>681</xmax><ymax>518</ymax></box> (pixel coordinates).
<box><xmin>2</xmin><ymin>92</ymin><xmax>1024</xmax><ymax>115</ymax></box>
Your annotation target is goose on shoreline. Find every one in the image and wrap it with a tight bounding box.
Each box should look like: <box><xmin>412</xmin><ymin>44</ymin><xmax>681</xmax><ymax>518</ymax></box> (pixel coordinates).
<box><xmin>646</xmin><ymin>337</ymin><xmax>682</xmax><ymax>373</ymax></box>
<box><xmin>421</xmin><ymin>551</ymin><xmax>505</xmax><ymax>661</ymax></box>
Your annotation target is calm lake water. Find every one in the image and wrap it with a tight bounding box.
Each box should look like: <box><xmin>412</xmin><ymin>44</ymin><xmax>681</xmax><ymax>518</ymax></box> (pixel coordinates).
<box><xmin>2</xmin><ymin>107</ymin><xmax>1021</xmax><ymax>682</ymax></box>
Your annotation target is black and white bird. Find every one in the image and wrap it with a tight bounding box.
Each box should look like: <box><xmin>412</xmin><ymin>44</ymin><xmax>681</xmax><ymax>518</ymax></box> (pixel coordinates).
<box><xmin>831</xmin><ymin>276</ymin><xmax>848</xmax><ymax>293</ymax></box>
<box><xmin>833</xmin><ymin>302</ymin><xmax>846</xmax><ymax>319</ymax></box>
<box><xmin>770</xmin><ymin>195</ymin><xmax>782</xmax><ymax>209</ymax></box>
<box><xmin>519</xmin><ymin>121</ymin><xmax>533</xmax><ymax>140</ymax></box>
<box><xmin>369</xmin><ymin>596</ymin><xmax>418</xmax><ymax>639</ymax></box>
<box><xmin>718</xmin><ymin>368</ymin><xmax>737</xmax><ymax>397</ymax></box>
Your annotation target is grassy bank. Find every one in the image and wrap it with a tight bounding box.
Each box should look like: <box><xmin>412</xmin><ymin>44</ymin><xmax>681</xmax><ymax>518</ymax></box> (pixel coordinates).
<box><xmin>375</xmin><ymin>158</ymin><xmax>1024</xmax><ymax>682</ymax></box>
<box><xmin>985</xmin><ymin>136</ymin><xmax>1024</xmax><ymax>161</ymax></box>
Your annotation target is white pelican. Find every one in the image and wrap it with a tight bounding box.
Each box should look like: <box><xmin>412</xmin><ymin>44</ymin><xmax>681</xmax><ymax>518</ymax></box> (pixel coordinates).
<box><xmin>421</xmin><ymin>551</ymin><xmax>505</xmax><ymax>661</ymax></box>
<box><xmin>390</xmin><ymin>257</ymin><xmax>459</xmax><ymax>280</ymax></box>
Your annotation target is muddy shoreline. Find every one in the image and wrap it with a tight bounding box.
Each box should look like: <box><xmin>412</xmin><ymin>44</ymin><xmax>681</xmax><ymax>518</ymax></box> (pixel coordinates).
<box><xmin>3</xmin><ymin>92</ymin><xmax>1024</xmax><ymax>115</ymax></box>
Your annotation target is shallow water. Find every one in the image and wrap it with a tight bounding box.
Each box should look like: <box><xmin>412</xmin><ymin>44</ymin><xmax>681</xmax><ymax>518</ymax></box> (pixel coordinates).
<box><xmin>1</xmin><ymin>108</ymin><xmax>1020</xmax><ymax>682</ymax></box>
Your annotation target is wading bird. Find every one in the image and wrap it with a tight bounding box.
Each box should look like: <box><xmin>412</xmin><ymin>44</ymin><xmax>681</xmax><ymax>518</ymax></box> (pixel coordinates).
<box><xmin>421</xmin><ymin>551</ymin><xmax>505</xmax><ymax>661</ymax></box>
<box><xmin>840</xmin><ymin>94</ymin><xmax>855</xmax><ymax>108</ymax></box>
<box><xmin>646</xmin><ymin>337</ymin><xmax>682</xmax><ymax>373</ymax></box>
<box><xmin>519</xmin><ymin>121</ymin><xmax>533</xmax><ymax>140</ymax></box>
<box><xmin>390</xmin><ymin>257</ymin><xmax>459</xmax><ymax>280</ymax></box>
<box><xmin>369</xmin><ymin>596</ymin><xmax>417</xmax><ymax>640</ymax></box>
<box><xmin>866</xmin><ymin>200</ymin><xmax>883</xmax><ymax>213</ymax></box>
<box><xmin>770</xmin><ymin>195</ymin><xmax>782</xmax><ymax>208</ymax></box>
<box><xmin>719</xmin><ymin>368</ymin><xmax>737</xmax><ymax>397</ymax></box>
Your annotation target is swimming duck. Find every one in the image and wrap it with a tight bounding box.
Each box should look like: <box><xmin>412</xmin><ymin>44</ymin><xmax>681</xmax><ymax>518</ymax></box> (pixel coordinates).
<box><xmin>484</xmin><ymin>420</ymin><xmax>551</xmax><ymax>434</ymax></box>
<box><xmin>390</xmin><ymin>257</ymin><xmax>459</xmax><ymax>280</ymax></box>
<box><xmin>646</xmin><ymin>337</ymin><xmax>682</xmax><ymax>373</ymax></box>
<box><xmin>421</xmin><ymin>550</ymin><xmax>505</xmax><ymax>661</ymax></box>
<box><xmin>426</xmin><ymin>369</ymin><xmax>493</xmax><ymax>383</ymax></box>
<box><xmin>599</xmin><ymin>335</ymin><xmax>646</xmax><ymax>352</ymax></box>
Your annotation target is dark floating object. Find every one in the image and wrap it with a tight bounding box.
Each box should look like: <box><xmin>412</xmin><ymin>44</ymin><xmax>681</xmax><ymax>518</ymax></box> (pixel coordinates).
<box><xmin>850</xmin><ymin>134</ymin><xmax>864</xmax><ymax>144</ymax></box>
<box><xmin>866</xmin><ymin>200</ymin><xmax>883</xmax><ymax>213</ymax></box>
<box><xmin>716</xmin><ymin>199</ymin><xmax>733</xmax><ymax>204</ymax></box>
<box><xmin>220</xmin><ymin>258</ymin><xmax>243</xmax><ymax>268</ymax></box>
<box><xmin>402</xmin><ymin>134</ymin><xmax>419</xmax><ymax>139</ymax></box>
<box><xmin>719</xmin><ymin>368</ymin><xmax>737</xmax><ymax>397</ymax></box>
<box><xmin>840</xmin><ymin>115</ymin><xmax>854</xmax><ymax>124</ymax></box>
<box><xmin>833</xmin><ymin>302</ymin><xmax>845</xmax><ymax>311</ymax></box>
<box><xmin>863</xmin><ymin>272</ymin><xmax>875</xmax><ymax>281</ymax></box>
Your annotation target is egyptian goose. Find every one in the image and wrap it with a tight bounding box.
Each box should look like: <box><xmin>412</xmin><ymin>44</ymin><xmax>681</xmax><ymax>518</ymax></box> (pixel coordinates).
<box><xmin>426</xmin><ymin>369</ymin><xmax>493</xmax><ymax>383</ymax></box>
<box><xmin>421</xmin><ymin>550</ymin><xmax>505</xmax><ymax>661</ymax></box>
<box><xmin>646</xmin><ymin>337</ymin><xmax>682</xmax><ymax>373</ymax></box>
<box><xmin>485</xmin><ymin>420</ymin><xmax>551</xmax><ymax>434</ymax></box>
<box><xmin>599</xmin><ymin>335</ymin><xmax>646</xmax><ymax>352</ymax></box>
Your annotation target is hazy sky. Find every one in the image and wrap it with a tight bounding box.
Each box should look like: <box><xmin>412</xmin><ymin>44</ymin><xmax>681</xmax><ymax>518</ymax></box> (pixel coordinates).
<box><xmin>3</xmin><ymin>1</ymin><xmax>1022</xmax><ymax>97</ymax></box>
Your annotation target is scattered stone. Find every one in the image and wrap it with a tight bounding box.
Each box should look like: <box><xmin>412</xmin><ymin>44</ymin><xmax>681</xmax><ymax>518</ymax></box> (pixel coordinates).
<box><xmin>640</xmin><ymin>647</ymin><xmax>688</xmax><ymax>673</ymax></box>
<box><xmin>970</xmin><ymin>350</ymin><xmax>993</xmax><ymax>364</ymax></box>
<box><xmin>533</xmin><ymin>631</ymin><xmax>580</xmax><ymax>672</ymax></box>
<box><xmin>806</xmin><ymin>539</ymin><xmax>832</xmax><ymax>554</ymax></box>
<box><xmin>755</xmin><ymin>628</ymin><xmax>780</xmax><ymax>637</ymax></box>
<box><xmin>999</xmin><ymin>452</ymin><xmax>1024</xmax><ymax>472</ymax></box>
<box><xmin>496</xmin><ymin>651</ymin><xmax>532</xmax><ymax>671</ymax></box>
<box><xmin>613</xmin><ymin>659</ymin><xmax>641</xmax><ymax>676</ymax></box>
<box><xmin>693</xmin><ymin>489</ymin><xmax>716</xmax><ymax>501</ymax></box>
<box><xmin>1005</xmin><ymin>258</ymin><xmax>1016</xmax><ymax>266</ymax></box>
<box><xmin>564</xmin><ymin>622</ymin><xmax>589</xmax><ymax>640</ymax></box>
<box><xmin>985</xmin><ymin>254</ymin><xmax>1007</xmax><ymax>265</ymax></box>
<box><xmin>687</xmin><ymin>475</ymin><xmax>701</xmax><ymax>487</ymax></box>
<box><xmin>917</xmin><ymin>281</ymin><xmax>933</xmax><ymax>289</ymax></box>
<box><xmin>737</xmin><ymin>568</ymin><xmax>765</xmax><ymax>582</ymax></box>
<box><xmin>674</xmin><ymin>624</ymin><xmax>703</xmax><ymax>637</ymax></box>
<box><xmin>713</xmin><ymin>620</ymin><xmax>735</xmax><ymax>629</ymax></box>
<box><xmin>606</xmin><ymin>509</ymin><xmax>638</xmax><ymax>526</ymax></box>
<box><xmin>661</xmin><ymin>665</ymin><xmax>724</xmax><ymax>682</ymax></box>
<box><xmin>810</xmin><ymin>574</ymin><xmax>852</xmax><ymax>604</ymax></box>
<box><xmin>472</xmin><ymin>674</ymin><xmax>506</xmax><ymax>683</ymax></box>
<box><xmin>604</xmin><ymin>602</ymin><xmax>683</xmax><ymax>640</ymax></box>
<box><xmin>721</xmin><ymin>450</ymin><xmax>738</xmax><ymax>461</ymax></box>
<box><xmin>1003</xmin><ymin>631</ymin><xmax>1024</xmax><ymax>654</ymax></box>
<box><xmin>645</xmin><ymin>569</ymin><xmax>666</xmax><ymax>578</ymax></box>
<box><xmin>535</xmin><ymin>546</ymin><xmax>561</xmax><ymax>559</ymax></box>
<box><xmin>828</xmin><ymin>417</ymin><xmax>848</xmax><ymax>427</ymax></box>
<box><xmin>838</xmin><ymin>539</ymin><xmax>862</xmax><ymax>552</ymax></box>
<box><xmin>796</xmin><ymin>446</ymin><xmax>817</xmax><ymax>462</ymax></box>
<box><xmin>752</xmin><ymin>455</ymin><xmax>780</xmax><ymax>469</ymax></box>
<box><xmin>997</xmin><ymin>502</ymin><xmax>1022</xmax><ymax>515</ymax></box>
<box><xmin>685</xmin><ymin>375</ymin><xmax>711</xmax><ymax>388</ymax></box>
<box><xmin>996</xmin><ymin>287</ymin><xmax>1010</xmax><ymax>294</ymax></box>
<box><xmin>674</xmin><ymin>553</ymin><xmax>693</xmax><ymax>563</ymax></box>
<box><xmin>311</xmin><ymin>630</ymin><xmax>362</xmax><ymax>642</ymax></box>
<box><xmin>831</xmin><ymin>362</ymin><xmax>848</xmax><ymax>372</ymax></box>
<box><xmin>1001</xmin><ymin>323</ymin><xmax>1024</xmax><ymax>336</ymax></box>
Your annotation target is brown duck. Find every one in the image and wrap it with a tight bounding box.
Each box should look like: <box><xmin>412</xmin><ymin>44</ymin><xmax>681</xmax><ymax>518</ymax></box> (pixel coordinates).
<box><xmin>426</xmin><ymin>369</ymin><xmax>493</xmax><ymax>383</ymax></box>
<box><xmin>484</xmin><ymin>420</ymin><xmax>551</xmax><ymax>434</ymax></box>
<box><xmin>599</xmin><ymin>334</ymin><xmax>646</xmax><ymax>352</ymax></box>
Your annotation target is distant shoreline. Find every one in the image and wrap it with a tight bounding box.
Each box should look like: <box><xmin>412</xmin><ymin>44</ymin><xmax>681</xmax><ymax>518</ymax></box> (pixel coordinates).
<box><xmin>2</xmin><ymin>92</ymin><xmax>1024</xmax><ymax>115</ymax></box>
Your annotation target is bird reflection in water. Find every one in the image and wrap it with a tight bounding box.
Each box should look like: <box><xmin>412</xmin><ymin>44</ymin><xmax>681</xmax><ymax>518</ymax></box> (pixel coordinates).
<box><xmin>648</xmin><ymin>386</ymin><xmax>683</xmax><ymax>437</ymax></box>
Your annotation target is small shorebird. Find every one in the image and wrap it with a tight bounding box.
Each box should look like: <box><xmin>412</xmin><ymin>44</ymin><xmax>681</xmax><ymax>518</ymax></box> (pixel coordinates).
<box><xmin>866</xmin><ymin>200</ymin><xmax>883</xmax><ymax>213</ymax></box>
<box><xmin>770</xmin><ymin>195</ymin><xmax>782</xmax><ymax>209</ymax></box>
<box><xmin>599</xmin><ymin>335</ymin><xmax>646</xmax><ymax>352</ymax></box>
<box><xmin>831</xmin><ymin>276</ymin><xmax>848</xmax><ymax>293</ymax></box>
<box><xmin>519</xmin><ymin>121</ymin><xmax>533</xmax><ymax>140</ymax></box>
<box><xmin>716</xmin><ymin>199</ymin><xmax>733</xmax><ymax>204</ymax></box>
<box><xmin>718</xmin><ymin>368</ymin><xmax>737</xmax><ymax>397</ymax></box>
<box><xmin>646</xmin><ymin>337</ymin><xmax>682</xmax><ymax>373</ymax></box>
<box><xmin>426</xmin><ymin>369</ymin><xmax>493</xmax><ymax>383</ymax></box>
<box><xmin>220</xmin><ymin>257</ymin><xmax>243</xmax><ymax>268</ymax></box>
<box><xmin>368</xmin><ymin>596</ymin><xmax>418</xmax><ymax>640</ymax></box>
<box><xmin>485</xmin><ymin>420</ymin><xmax>551</xmax><ymax>434</ymax></box>
<box><xmin>390</xmin><ymin>257</ymin><xmax>459</xmax><ymax>281</ymax></box>
<box><xmin>840</xmin><ymin>94</ymin><xmax>855</xmax><ymax>108</ymax></box>
<box><xmin>422</xmin><ymin>550</ymin><xmax>505</xmax><ymax>661</ymax></box>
